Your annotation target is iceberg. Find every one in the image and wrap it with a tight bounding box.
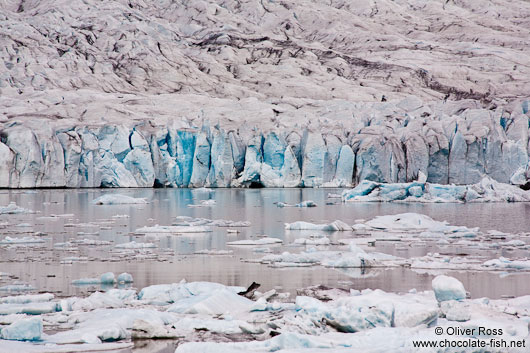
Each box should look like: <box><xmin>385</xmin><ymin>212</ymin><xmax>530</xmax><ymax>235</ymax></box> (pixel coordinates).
<box><xmin>431</xmin><ymin>275</ymin><xmax>467</xmax><ymax>302</ymax></box>
<box><xmin>115</xmin><ymin>241</ymin><xmax>156</xmax><ymax>249</ymax></box>
<box><xmin>0</xmin><ymin>317</ymin><xmax>42</xmax><ymax>341</ymax></box>
<box><xmin>135</xmin><ymin>225</ymin><xmax>212</xmax><ymax>234</ymax></box>
<box><xmin>72</xmin><ymin>272</ymin><xmax>116</xmax><ymax>285</ymax></box>
<box><xmin>227</xmin><ymin>238</ymin><xmax>283</xmax><ymax>246</ymax></box>
<box><xmin>0</xmin><ymin>202</ymin><xmax>32</xmax><ymax>215</ymax></box>
<box><xmin>117</xmin><ymin>273</ymin><xmax>134</xmax><ymax>284</ymax></box>
<box><xmin>276</xmin><ymin>200</ymin><xmax>317</xmax><ymax>208</ymax></box>
<box><xmin>92</xmin><ymin>194</ymin><xmax>148</xmax><ymax>205</ymax></box>
<box><xmin>342</xmin><ymin>177</ymin><xmax>530</xmax><ymax>203</ymax></box>
<box><xmin>285</xmin><ymin>220</ymin><xmax>351</xmax><ymax>231</ymax></box>
<box><xmin>0</xmin><ymin>237</ymin><xmax>45</xmax><ymax>244</ymax></box>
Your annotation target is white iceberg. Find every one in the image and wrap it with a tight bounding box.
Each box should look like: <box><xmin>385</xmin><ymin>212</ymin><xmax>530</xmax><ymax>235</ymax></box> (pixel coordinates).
<box><xmin>0</xmin><ymin>317</ymin><xmax>42</xmax><ymax>341</ymax></box>
<box><xmin>227</xmin><ymin>238</ymin><xmax>283</xmax><ymax>246</ymax></box>
<box><xmin>92</xmin><ymin>194</ymin><xmax>148</xmax><ymax>205</ymax></box>
<box><xmin>431</xmin><ymin>275</ymin><xmax>466</xmax><ymax>302</ymax></box>
<box><xmin>285</xmin><ymin>220</ymin><xmax>351</xmax><ymax>231</ymax></box>
<box><xmin>135</xmin><ymin>225</ymin><xmax>212</xmax><ymax>234</ymax></box>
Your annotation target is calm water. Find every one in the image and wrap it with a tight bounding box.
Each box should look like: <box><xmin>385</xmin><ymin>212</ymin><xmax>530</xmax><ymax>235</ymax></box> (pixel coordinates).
<box><xmin>1</xmin><ymin>188</ymin><xmax>530</xmax><ymax>299</ymax></box>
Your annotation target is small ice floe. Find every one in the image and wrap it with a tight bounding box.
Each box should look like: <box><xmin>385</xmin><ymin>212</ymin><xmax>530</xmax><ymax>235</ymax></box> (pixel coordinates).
<box><xmin>0</xmin><ymin>284</ymin><xmax>35</xmax><ymax>293</ymax></box>
<box><xmin>115</xmin><ymin>241</ymin><xmax>156</xmax><ymax>249</ymax></box>
<box><xmin>173</xmin><ymin>216</ymin><xmax>250</xmax><ymax>227</ymax></box>
<box><xmin>194</xmin><ymin>249</ymin><xmax>234</xmax><ymax>255</ymax></box>
<box><xmin>0</xmin><ymin>202</ymin><xmax>32</xmax><ymax>215</ymax></box>
<box><xmin>135</xmin><ymin>225</ymin><xmax>212</xmax><ymax>234</ymax></box>
<box><xmin>227</xmin><ymin>238</ymin><xmax>283</xmax><ymax>246</ymax></box>
<box><xmin>483</xmin><ymin>257</ymin><xmax>530</xmax><ymax>270</ymax></box>
<box><xmin>92</xmin><ymin>194</ymin><xmax>148</xmax><ymax>205</ymax></box>
<box><xmin>72</xmin><ymin>272</ymin><xmax>119</xmax><ymax>285</ymax></box>
<box><xmin>112</xmin><ymin>214</ymin><xmax>130</xmax><ymax>219</ymax></box>
<box><xmin>0</xmin><ymin>302</ymin><xmax>59</xmax><ymax>315</ymax></box>
<box><xmin>0</xmin><ymin>293</ymin><xmax>54</xmax><ymax>304</ymax></box>
<box><xmin>285</xmin><ymin>220</ymin><xmax>351</xmax><ymax>231</ymax></box>
<box><xmin>0</xmin><ymin>236</ymin><xmax>45</xmax><ymax>244</ymax></box>
<box><xmin>188</xmin><ymin>199</ymin><xmax>216</xmax><ymax>208</ymax></box>
<box><xmin>71</xmin><ymin>239</ymin><xmax>112</xmax><ymax>246</ymax></box>
<box><xmin>327</xmin><ymin>193</ymin><xmax>342</xmax><ymax>198</ymax></box>
<box><xmin>276</xmin><ymin>200</ymin><xmax>317</xmax><ymax>208</ymax></box>
<box><xmin>60</xmin><ymin>256</ymin><xmax>89</xmax><ymax>264</ymax></box>
<box><xmin>293</xmin><ymin>236</ymin><xmax>331</xmax><ymax>245</ymax></box>
<box><xmin>50</xmin><ymin>213</ymin><xmax>75</xmax><ymax>217</ymax></box>
<box><xmin>192</xmin><ymin>187</ymin><xmax>213</xmax><ymax>193</ymax></box>
<box><xmin>259</xmin><ymin>244</ymin><xmax>397</xmax><ymax>268</ymax></box>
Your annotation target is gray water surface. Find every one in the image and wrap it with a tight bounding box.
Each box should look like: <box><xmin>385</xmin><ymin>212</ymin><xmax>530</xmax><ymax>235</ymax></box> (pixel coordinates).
<box><xmin>1</xmin><ymin>188</ymin><xmax>530</xmax><ymax>299</ymax></box>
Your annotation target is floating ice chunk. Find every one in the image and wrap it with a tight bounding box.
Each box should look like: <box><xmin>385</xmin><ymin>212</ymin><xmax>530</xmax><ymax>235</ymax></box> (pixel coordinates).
<box><xmin>112</xmin><ymin>214</ymin><xmax>130</xmax><ymax>218</ymax></box>
<box><xmin>132</xmin><ymin>319</ymin><xmax>179</xmax><ymax>339</ymax></box>
<box><xmin>138</xmin><ymin>281</ymin><xmax>245</xmax><ymax>305</ymax></box>
<box><xmin>0</xmin><ymin>317</ymin><xmax>42</xmax><ymax>341</ymax></box>
<box><xmin>72</xmin><ymin>272</ymin><xmax>115</xmax><ymax>285</ymax></box>
<box><xmin>135</xmin><ymin>225</ymin><xmax>212</xmax><ymax>234</ymax></box>
<box><xmin>499</xmin><ymin>240</ymin><xmax>525</xmax><ymax>247</ymax></box>
<box><xmin>194</xmin><ymin>249</ymin><xmax>234</xmax><ymax>255</ymax></box>
<box><xmin>0</xmin><ymin>284</ymin><xmax>35</xmax><ymax>292</ymax></box>
<box><xmin>294</xmin><ymin>237</ymin><xmax>330</xmax><ymax>245</ymax></box>
<box><xmin>188</xmin><ymin>199</ymin><xmax>216</xmax><ymax>207</ymax></box>
<box><xmin>0</xmin><ymin>202</ymin><xmax>32</xmax><ymax>215</ymax></box>
<box><xmin>432</xmin><ymin>275</ymin><xmax>466</xmax><ymax>302</ymax></box>
<box><xmin>92</xmin><ymin>194</ymin><xmax>148</xmax><ymax>205</ymax></box>
<box><xmin>440</xmin><ymin>300</ymin><xmax>471</xmax><ymax>322</ymax></box>
<box><xmin>100</xmin><ymin>272</ymin><xmax>116</xmax><ymax>284</ymax></box>
<box><xmin>71</xmin><ymin>238</ymin><xmax>111</xmax><ymax>246</ymax></box>
<box><xmin>483</xmin><ymin>257</ymin><xmax>530</xmax><ymax>270</ymax></box>
<box><xmin>364</xmin><ymin>213</ymin><xmax>448</xmax><ymax>230</ymax></box>
<box><xmin>115</xmin><ymin>241</ymin><xmax>156</xmax><ymax>249</ymax></box>
<box><xmin>70</xmin><ymin>291</ymin><xmax>125</xmax><ymax>311</ymax></box>
<box><xmin>191</xmin><ymin>187</ymin><xmax>213</xmax><ymax>193</ymax></box>
<box><xmin>166</xmin><ymin>288</ymin><xmax>254</xmax><ymax>315</ymax></box>
<box><xmin>0</xmin><ymin>236</ymin><xmax>45</xmax><ymax>244</ymax></box>
<box><xmin>277</xmin><ymin>200</ymin><xmax>317</xmax><ymax>208</ymax></box>
<box><xmin>0</xmin><ymin>302</ymin><xmax>59</xmax><ymax>315</ymax></box>
<box><xmin>106</xmin><ymin>289</ymin><xmax>137</xmax><ymax>301</ymax></box>
<box><xmin>295</xmin><ymin>295</ymin><xmax>394</xmax><ymax>332</ymax></box>
<box><xmin>285</xmin><ymin>220</ymin><xmax>351</xmax><ymax>231</ymax></box>
<box><xmin>0</xmin><ymin>293</ymin><xmax>54</xmax><ymax>304</ymax></box>
<box><xmin>227</xmin><ymin>238</ymin><xmax>282</xmax><ymax>246</ymax></box>
<box><xmin>117</xmin><ymin>273</ymin><xmax>133</xmax><ymax>284</ymax></box>
<box><xmin>173</xmin><ymin>217</ymin><xmax>250</xmax><ymax>227</ymax></box>
<box><xmin>342</xmin><ymin>177</ymin><xmax>530</xmax><ymax>203</ymax></box>
<box><xmin>72</xmin><ymin>278</ymin><xmax>101</xmax><ymax>285</ymax></box>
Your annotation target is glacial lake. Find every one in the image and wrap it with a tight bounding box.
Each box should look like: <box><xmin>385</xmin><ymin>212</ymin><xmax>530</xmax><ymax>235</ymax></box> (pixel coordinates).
<box><xmin>1</xmin><ymin>188</ymin><xmax>530</xmax><ymax>300</ymax></box>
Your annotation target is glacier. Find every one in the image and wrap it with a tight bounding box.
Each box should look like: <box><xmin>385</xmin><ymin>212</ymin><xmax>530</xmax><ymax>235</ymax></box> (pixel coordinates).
<box><xmin>0</xmin><ymin>99</ymin><xmax>530</xmax><ymax>189</ymax></box>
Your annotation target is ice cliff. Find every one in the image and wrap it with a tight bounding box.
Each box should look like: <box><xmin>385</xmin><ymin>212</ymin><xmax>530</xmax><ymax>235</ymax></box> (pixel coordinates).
<box><xmin>1</xmin><ymin>0</ymin><xmax>530</xmax><ymax>188</ymax></box>
<box><xmin>1</xmin><ymin>98</ymin><xmax>529</xmax><ymax>188</ymax></box>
